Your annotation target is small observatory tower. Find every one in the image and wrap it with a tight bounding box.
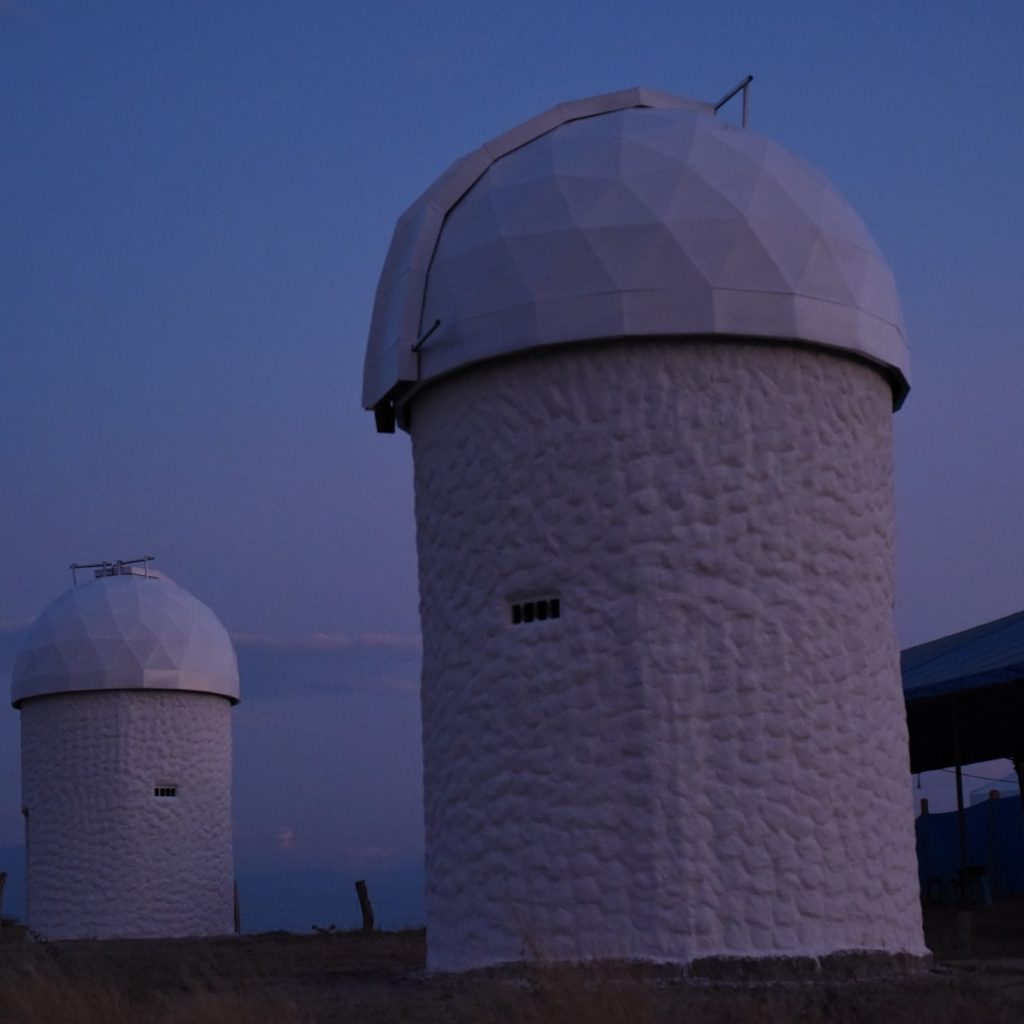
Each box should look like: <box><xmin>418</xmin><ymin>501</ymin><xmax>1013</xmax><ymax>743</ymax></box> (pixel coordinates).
<box><xmin>364</xmin><ymin>87</ymin><xmax>926</xmax><ymax>969</ymax></box>
<box><xmin>11</xmin><ymin>558</ymin><xmax>239</xmax><ymax>940</ymax></box>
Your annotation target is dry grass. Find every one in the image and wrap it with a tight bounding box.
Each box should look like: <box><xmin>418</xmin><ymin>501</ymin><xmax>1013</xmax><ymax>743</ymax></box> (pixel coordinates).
<box><xmin>1</xmin><ymin>909</ymin><xmax>1024</xmax><ymax>1023</ymax></box>
<box><xmin>0</xmin><ymin>963</ymin><xmax>308</xmax><ymax>1024</ymax></box>
<box><xmin>472</xmin><ymin>955</ymin><xmax>1024</xmax><ymax>1024</ymax></box>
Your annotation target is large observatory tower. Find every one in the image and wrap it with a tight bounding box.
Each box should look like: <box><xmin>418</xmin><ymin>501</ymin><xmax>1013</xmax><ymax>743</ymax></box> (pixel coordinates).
<box><xmin>364</xmin><ymin>88</ymin><xmax>926</xmax><ymax>969</ymax></box>
<box><xmin>12</xmin><ymin>559</ymin><xmax>239</xmax><ymax>940</ymax></box>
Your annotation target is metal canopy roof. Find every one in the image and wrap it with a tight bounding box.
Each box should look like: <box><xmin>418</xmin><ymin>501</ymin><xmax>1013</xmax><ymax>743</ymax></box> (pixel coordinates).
<box><xmin>902</xmin><ymin>610</ymin><xmax>1024</xmax><ymax>772</ymax></box>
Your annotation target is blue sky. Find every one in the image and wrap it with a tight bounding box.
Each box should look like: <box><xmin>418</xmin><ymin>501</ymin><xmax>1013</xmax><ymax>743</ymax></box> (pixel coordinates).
<box><xmin>2</xmin><ymin>1</ymin><xmax>1024</xmax><ymax>925</ymax></box>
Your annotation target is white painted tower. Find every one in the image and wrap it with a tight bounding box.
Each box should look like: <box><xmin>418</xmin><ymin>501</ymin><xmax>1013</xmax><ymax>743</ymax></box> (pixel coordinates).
<box><xmin>364</xmin><ymin>88</ymin><xmax>926</xmax><ymax>969</ymax></box>
<box><xmin>11</xmin><ymin>559</ymin><xmax>239</xmax><ymax>940</ymax></box>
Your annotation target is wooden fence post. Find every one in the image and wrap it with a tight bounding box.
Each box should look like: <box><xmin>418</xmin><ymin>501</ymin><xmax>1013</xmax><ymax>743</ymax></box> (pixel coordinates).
<box><xmin>0</xmin><ymin>871</ymin><xmax>6</xmax><ymax>933</ymax></box>
<box><xmin>355</xmin><ymin>879</ymin><xmax>374</xmax><ymax>934</ymax></box>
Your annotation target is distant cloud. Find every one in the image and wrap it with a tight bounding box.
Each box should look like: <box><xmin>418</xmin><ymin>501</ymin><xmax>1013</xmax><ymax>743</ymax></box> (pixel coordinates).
<box><xmin>0</xmin><ymin>621</ymin><xmax>421</xmax><ymax>651</ymax></box>
<box><xmin>0</xmin><ymin>0</ymin><xmax>33</xmax><ymax>23</ymax></box>
<box><xmin>0</xmin><ymin>623</ymin><xmax>29</xmax><ymax>691</ymax></box>
<box><xmin>232</xmin><ymin>631</ymin><xmax>421</xmax><ymax>653</ymax></box>
<box><xmin>0</xmin><ymin>624</ymin><xmax>422</xmax><ymax>699</ymax></box>
<box><xmin>234</xmin><ymin>631</ymin><xmax>421</xmax><ymax>700</ymax></box>
<box><xmin>341</xmin><ymin>844</ymin><xmax>403</xmax><ymax>869</ymax></box>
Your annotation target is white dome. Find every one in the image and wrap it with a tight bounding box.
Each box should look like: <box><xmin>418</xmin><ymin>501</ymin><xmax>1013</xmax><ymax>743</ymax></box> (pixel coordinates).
<box><xmin>11</xmin><ymin>572</ymin><xmax>239</xmax><ymax>707</ymax></box>
<box><xmin>364</xmin><ymin>87</ymin><xmax>909</xmax><ymax>430</ymax></box>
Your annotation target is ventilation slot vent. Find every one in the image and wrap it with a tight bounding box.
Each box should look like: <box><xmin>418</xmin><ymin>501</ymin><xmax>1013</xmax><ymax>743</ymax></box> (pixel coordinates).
<box><xmin>154</xmin><ymin>786</ymin><xmax>178</xmax><ymax>798</ymax></box>
<box><xmin>511</xmin><ymin>597</ymin><xmax>560</xmax><ymax>625</ymax></box>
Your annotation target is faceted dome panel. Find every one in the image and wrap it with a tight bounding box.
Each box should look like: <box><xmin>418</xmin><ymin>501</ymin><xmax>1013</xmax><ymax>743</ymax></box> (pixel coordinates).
<box><xmin>363</xmin><ymin>88</ymin><xmax>910</xmax><ymax>428</ymax></box>
<box><xmin>11</xmin><ymin>574</ymin><xmax>239</xmax><ymax>706</ymax></box>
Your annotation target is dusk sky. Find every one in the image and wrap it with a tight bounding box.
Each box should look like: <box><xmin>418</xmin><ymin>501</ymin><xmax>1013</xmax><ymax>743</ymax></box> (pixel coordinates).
<box><xmin>2</xmin><ymin>1</ymin><xmax>1023</xmax><ymax>927</ymax></box>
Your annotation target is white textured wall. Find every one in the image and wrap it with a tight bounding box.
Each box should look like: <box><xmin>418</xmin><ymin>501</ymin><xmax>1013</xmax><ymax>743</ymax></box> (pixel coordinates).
<box><xmin>20</xmin><ymin>690</ymin><xmax>234</xmax><ymax>939</ymax></box>
<box><xmin>411</xmin><ymin>339</ymin><xmax>926</xmax><ymax>971</ymax></box>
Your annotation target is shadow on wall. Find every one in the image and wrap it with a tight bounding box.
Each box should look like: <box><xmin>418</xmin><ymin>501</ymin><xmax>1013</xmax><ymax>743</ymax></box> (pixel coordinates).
<box><xmin>917</xmin><ymin>796</ymin><xmax>1024</xmax><ymax>899</ymax></box>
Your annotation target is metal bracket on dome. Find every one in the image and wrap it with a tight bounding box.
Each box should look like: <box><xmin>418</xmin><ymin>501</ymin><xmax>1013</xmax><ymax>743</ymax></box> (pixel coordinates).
<box><xmin>410</xmin><ymin>319</ymin><xmax>442</xmax><ymax>391</ymax></box>
<box><xmin>71</xmin><ymin>555</ymin><xmax>155</xmax><ymax>586</ymax></box>
<box><xmin>714</xmin><ymin>75</ymin><xmax>753</xmax><ymax>127</ymax></box>
<box><xmin>411</xmin><ymin>319</ymin><xmax>441</xmax><ymax>355</ymax></box>
<box><xmin>372</xmin><ymin>319</ymin><xmax>442</xmax><ymax>433</ymax></box>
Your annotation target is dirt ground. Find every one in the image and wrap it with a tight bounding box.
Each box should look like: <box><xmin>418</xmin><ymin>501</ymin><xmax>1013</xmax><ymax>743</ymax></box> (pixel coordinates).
<box><xmin>2</xmin><ymin>904</ymin><xmax>1024</xmax><ymax>1023</ymax></box>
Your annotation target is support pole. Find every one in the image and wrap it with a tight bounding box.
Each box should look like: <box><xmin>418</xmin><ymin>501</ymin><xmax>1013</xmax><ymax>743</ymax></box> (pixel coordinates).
<box><xmin>950</xmin><ymin>698</ymin><xmax>968</xmax><ymax>896</ymax></box>
<box><xmin>955</xmin><ymin>762</ymin><xmax>968</xmax><ymax>886</ymax></box>
<box><xmin>355</xmin><ymin>879</ymin><xmax>374</xmax><ymax>934</ymax></box>
<box><xmin>1013</xmin><ymin>756</ymin><xmax>1024</xmax><ymax>822</ymax></box>
<box><xmin>919</xmin><ymin>798</ymin><xmax>932</xmax><ymax>899</ymax></box>
<box><xmin>233</xmin><ymin>880</ymin><xmax>241</xmax><ymax>934</ymax></box>
<box><xmin>950</xmin><ymin>698</ymin><xmax>974</xmax><ymax>951</ymax></box>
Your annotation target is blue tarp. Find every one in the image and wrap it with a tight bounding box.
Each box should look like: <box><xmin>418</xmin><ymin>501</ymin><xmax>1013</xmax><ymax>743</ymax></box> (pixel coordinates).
<box><xmin>916</xmin><ymin>796</ymin><xmax>1024</xmax><ymax>899</ymax></box>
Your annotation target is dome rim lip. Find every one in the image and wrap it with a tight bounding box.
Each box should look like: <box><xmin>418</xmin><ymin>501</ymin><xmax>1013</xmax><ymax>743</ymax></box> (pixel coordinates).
<box><xmin>12</xmin><ymin>683</ymin><xmax>240</xmax><ymax>710</ymax></box>
<box><xmin>393</xmin><ymin>329</ymin><xmax>910</xmax><ymax>431</ymax></box>
<box><xmin>10</xmin><ymin>573</ymin><xmax>241</xmax><ymax>708</ymax></box>
<box><xmin>363</xmin><ymin>86</ymin><xmax>910</xmax><ymax>428</ymax></box>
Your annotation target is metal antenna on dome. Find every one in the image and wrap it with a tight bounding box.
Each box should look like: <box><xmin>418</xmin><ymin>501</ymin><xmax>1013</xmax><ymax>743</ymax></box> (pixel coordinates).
<box><xmin>70</xmin><ymin>561</ymin><xmax>109</xmax><ymax>586</ymax></box>
<box><xmin>714</xmin><ymin>74</ymin><xmax>753</xmax><ymax>127</ymax></box>
<box><xmin>70</xmin><ymin>555</ymin><xmax>155</xmax><ymax>585</ymax></box>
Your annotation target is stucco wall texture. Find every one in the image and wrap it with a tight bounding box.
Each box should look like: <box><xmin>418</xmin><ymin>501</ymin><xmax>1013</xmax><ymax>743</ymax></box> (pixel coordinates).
<box><xmin>411</xmin><ymin>339</ymin><xmax>926</xmax><ymax>971</ymax></box>
<box><xmin>20</xmin><ymin>689</ymin><xmax>234</xmax><ymax>939</ymax></box>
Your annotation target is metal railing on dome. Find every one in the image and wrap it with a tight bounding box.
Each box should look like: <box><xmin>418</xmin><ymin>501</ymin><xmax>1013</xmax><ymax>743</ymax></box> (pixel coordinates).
<box><xmin>714</xmin><ymin>74</ymin><xmax>753</xmax><ymax>127</ymax></box>
<box><xmin>70</xmin><ymin>555</ymin><xmax>155</xmax><ymax>585</ymax></box>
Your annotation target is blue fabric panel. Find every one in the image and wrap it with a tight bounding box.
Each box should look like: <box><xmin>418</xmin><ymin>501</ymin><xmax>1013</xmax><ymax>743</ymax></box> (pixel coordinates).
<box><xmin>916</xmin><ymin>796</ymin><xmax>1024</xmax><ymax>899</ymax></box>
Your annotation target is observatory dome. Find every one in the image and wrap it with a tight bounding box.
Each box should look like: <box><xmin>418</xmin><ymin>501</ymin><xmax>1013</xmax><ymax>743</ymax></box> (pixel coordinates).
<box><xmin>364</xmin><ymin>87</ymin><xmax>909</xmax><ymax>429</ymax></box>
<box><xmin>11</xmin><ymin>570</ymin><xmax>239</xmax><ymax>707</ymax></box>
